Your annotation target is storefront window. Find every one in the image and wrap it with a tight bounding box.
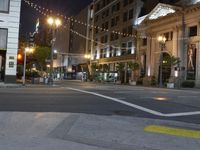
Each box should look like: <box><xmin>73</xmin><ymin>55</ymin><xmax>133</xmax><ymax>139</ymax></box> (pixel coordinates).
<box><xmin>0</xmin><ymin>29</ymin><xmax>8</xmax><ymax>50</ymax></box>
<box><xmin>0</xmin><ymin>0</ymin><xmax>9</xmax><ymax>13</ymax></box>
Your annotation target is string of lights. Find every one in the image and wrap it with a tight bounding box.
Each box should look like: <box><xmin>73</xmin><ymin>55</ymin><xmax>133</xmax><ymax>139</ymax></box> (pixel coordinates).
<box><xmin>23</xmin><ymin>0</ymin><xmax>140</xmax><ymax>54</ymax></box>
<box><xmin>68</xmin><ymin>27</ymin><xmax>136</xmax><ymax>51</ymax></box>
<box><xmin>23</xmin><ymin>0</ymin><xmax>143</xmax><ymax>38</ymax></box>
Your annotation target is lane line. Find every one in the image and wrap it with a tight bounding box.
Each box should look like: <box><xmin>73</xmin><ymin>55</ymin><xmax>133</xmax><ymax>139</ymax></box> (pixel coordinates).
<box><xmin>144</xmin><ymin>125</ymin><xmax>200</xmax><ymax>139</ymax></box>
<box><xmin>67</xmin><ymin>87</ymin><xmax>200</xmax><ymax>117</ymax></box>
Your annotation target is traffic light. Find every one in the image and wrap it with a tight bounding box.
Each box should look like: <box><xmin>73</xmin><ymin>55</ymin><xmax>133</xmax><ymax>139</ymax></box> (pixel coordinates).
<box><xmin>17</xmin><ymin>53</ymin><xmax>23</xmax><ymax>65</ymax></box>
<box><xmin>17</xmin><ymin>54</ymin><xmax>22</xmax><ymax>60</ymax></box>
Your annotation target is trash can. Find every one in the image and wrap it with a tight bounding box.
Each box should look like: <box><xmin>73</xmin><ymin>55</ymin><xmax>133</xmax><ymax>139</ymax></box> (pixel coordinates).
<box><xmin>43</xmin><ymin>77</ymin><xmax>48</xmax><ymax>84</ymax></box>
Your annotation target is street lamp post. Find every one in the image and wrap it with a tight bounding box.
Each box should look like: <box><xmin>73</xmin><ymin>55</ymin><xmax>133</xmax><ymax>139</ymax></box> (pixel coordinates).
<box><xmin>157</xmin><ymin>36</ymin><xmax>166</xmax><ymax>88</ymax></box>
<box><xmin>22</xmin><ymin>47</ymin><xmax>34</xmax><ymax>86</ymax></box>
<box><xmin>84</xmin><ymin>54</ymin><xmax>91</xmax><ymax>81</ymax></box>
<box><xmin>47</xmin><ymin>17</ymin><xmax>62</xmax><ymax>85</ymax></box>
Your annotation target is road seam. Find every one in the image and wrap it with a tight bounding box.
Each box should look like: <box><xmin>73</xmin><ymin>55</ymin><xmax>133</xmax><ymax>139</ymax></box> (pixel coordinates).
<box><xmin>67</xmin><ymin>87</ymin><xmax>200</xmax><ymax>117</ymax></box>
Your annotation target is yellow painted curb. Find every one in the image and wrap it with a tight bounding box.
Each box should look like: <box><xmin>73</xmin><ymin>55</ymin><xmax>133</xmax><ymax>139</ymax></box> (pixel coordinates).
<box><xmin>144</xmin><ymin>125</ymin><xmax>200</xmax><ymax>139</ymax></box>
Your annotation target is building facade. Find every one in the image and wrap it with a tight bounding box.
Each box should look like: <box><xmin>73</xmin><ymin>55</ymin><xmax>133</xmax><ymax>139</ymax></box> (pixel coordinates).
<box><xmin>90</xmin><ymin>0</ymin><xmax>144</xmax><ymax>83</ymax></box>
<box><xmin>52</xmin><ymin>5</ymin><xmax>94</xmax><ymax>79</ymax></box>
<box><xmin>0</xmin><ymin>0</ymin><xmax>21</xmax><ymax>83</ymax></box>
<box><xmin>137</xmin><ymin>0</ymin><xmax>200</xmax><ymax>87</ymax></box>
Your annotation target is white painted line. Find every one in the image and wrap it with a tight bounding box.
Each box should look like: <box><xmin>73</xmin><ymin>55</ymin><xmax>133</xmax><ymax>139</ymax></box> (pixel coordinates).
<box><xmin>67</xmin><ymin>87</ymin><xmax>200</xmax><ymax>117</ymax></box>
<box><xmin>178</xmin><ymin>96</ymin><xmax>198</xmax><ymax>98</ymax></box>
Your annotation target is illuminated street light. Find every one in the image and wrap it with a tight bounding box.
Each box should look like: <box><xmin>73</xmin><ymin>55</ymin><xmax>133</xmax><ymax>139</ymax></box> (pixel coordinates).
<box><xmin>55</xmin><ymin>19</ymin><xmax>62</xmax><ymax>27</ymax></box>
<box><xmin>47</xmin><ymin>17</ymin><xmax>54</xmax><ymax>26</ymax></box>
<box><xmin>23</xmin><ymin>47</ymin><xmax>35</xmax><ymax>86</ymax></box>
<box><xmin>47</xmin><ymin>17</ymin><xmax>62</xmax><ymax>85</ymax></box>
<box><xmin>54</xmin><ymin>49</ymin><xmax>58</xmax><ymax>54</ymax></box>
<box><xmin>84</xmin><ymin>54</ymin><xmax>91</xmax><ymax>59</ymax></box>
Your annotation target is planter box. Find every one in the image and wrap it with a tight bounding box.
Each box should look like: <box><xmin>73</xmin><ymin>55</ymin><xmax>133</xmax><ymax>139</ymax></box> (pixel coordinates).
<box><xmin>116</xmin><ymin>80</ymin><xmax>122</xmax><ymax>84</ymax></box>
<box><xmin>167</xmin><ymin>83</ymin><xmax>174</xmax><ymax>89</ymax></box>
<box><xmin>129</xmin><ymin>80</ymin><xmax>136</xmax><ymax>86</ymax></box>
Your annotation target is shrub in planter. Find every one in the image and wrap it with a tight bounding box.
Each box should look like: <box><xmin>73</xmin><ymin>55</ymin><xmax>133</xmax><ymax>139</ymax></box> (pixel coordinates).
<box><xmin>151</xmin><ymin>76</ymin><xmax>157</xmax><ymax>86</ymax></box>
<box><xmin>181</xmin><ymin>81</ymin><xmax>195</xmax><ymax>88</ymax></box>
<box><xmin>136</xmin><ymin>78</ymin><xmax>143</xmax><ymax>85</ymax></box>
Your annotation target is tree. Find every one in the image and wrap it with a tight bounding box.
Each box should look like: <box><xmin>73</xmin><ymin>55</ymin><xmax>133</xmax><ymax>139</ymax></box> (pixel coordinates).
<box><xmin>103</xmin><ymin>64</ymin><xmax>109</xmax><ymax>72</ymax></box>
<box><xmin>163</xmin><ymin>54</ymin><xmax>181</xmax><ymax>84</ymax></box>
<box><xmin>116</xmin><ymin>63</ymin><xmax>125</xmax><ymax>81</ymax></box>
<box><xmin>32</xmin><ymin>46</ymin><xmax>51</xmax><ymax>71</ymax></box>
<box><xmin>128</xmin><ymin>61</ymin><xmax>140</xmax><ymax>81</ymax></box>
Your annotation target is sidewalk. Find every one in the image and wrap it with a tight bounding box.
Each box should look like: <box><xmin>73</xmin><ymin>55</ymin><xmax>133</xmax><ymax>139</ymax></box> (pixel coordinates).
<box><xmin>0</xmin><ymin>112</ymin><xmax>199</xmax><ymax>150</ymax></box>
<box><xmin>0</xmin><ymin>83</ymin><xmax>22</xmax><ymax>88</ymax></box>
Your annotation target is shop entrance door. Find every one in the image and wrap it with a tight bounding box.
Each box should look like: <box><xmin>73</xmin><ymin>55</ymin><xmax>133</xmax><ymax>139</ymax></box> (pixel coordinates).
<box><xmin>0</xmin><ymin>52</ymin><xmax>6</xmax><ymax>82</ymax></box>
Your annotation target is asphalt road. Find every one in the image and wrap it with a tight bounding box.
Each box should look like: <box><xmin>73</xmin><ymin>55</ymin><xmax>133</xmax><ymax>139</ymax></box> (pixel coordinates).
<box><xmin>0</xmin><ymin>80</ymin><xmax>200</xmax><ymax>124</ymax></box>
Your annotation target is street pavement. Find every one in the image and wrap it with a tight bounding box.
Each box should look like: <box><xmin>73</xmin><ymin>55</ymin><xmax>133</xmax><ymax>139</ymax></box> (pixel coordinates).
<box><xmin>0</xmin><ymin>80</ymin><xmax>200</xmax><ymax>149</ymax></box>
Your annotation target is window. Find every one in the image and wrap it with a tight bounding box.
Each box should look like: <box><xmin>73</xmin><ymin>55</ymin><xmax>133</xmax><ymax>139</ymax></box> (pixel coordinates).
<box><xmin>129</xmin><ymin>0</ymin><xmax>133</xmax><ymax>4</ymax></box>
<box><xmin>100</xmin><ymin>49</ymin><xmax>104</xmax><ymax>58</ymax></box>
<box><xmin>129</xmin><ymin>9</ymin><xmax>133</xmax><ymax>20</ymax></box>
<box><xmin>128</xmin><ymin>25</ymin><xmax>133</xmax><ymax>34</ymax></box>
<box><xmin>104</xmin><ymin>35</ymin><xmax>108</xmax><ymax>43</ymax></box>
<box><xmin>122</xmin><ymin>28</ymin><xmax>127</xmax><ymax>37</ymax></box>
<box><xmin>0</xmin><ymin>29</ymin><xmax>8</xmax><ymax>50</ymax></box>
<box><xmin>103</xmin><ymin>49</ymin><xmax>106</xmax><ymax>58</ymax></box>
<box><xmin>109</xmin><ymin>47</ymin><xmax>113</xmax><ymax>57</ymax></box>
<box><xmin>106</xmin><ymin>9</ymin><xmax>109</xmax><ymax>17</ymax></box>
<box><xmin>105</xmin><ymin>22</ymin><xmax>109</xmax><ymax>30</ymax></box>
<box><xmin>115</xmin><ymin>34</ymin><xmax>119</xmax><ymax>40</ymax></box>
<box><xmin>112</xmin><ymin>5</ymin><xmax>116</xmax><ymax>13</ymax></box>
<box><xmin>101</xmin><ymin>36</ymin><xmax>104</xmax><ymax>43</ymax></box>
<box><xmin>110</xmin><ymin>33</ymin><xmax>114</xmax><ymax>41</ymax></box>
<box><xmin>123</xmin><ymin>0</ymin><xmax>128</xmax><ymax>7</ymax></box>
<box><xmin>189</xmin><ymin>26</ymin><xmax>197</xmax><ymax>37</ymax></box>
<box><xmin>112</xmin><ymin>2</ymin><xmax>120</xmax><ymax>14</ymax></box>
<box><xmin>102</xmin><ymin>11</ymin><xmax>106</xmax><ymax>19</ymax></box>
<box><xmin>121</xmin><ymin>43</ymin><xmax>127</xmax><ymax>55</ymax></box>
<box><xmin>0</xmin><ymin>0</ymin><xmax>9</xmax><ymax>12</ymax></box>
<box><xmin>127</xmin><ymin>42</ymin><xmax>132</xmax><ymax>54</ymax></box>
<box><xmin>95</xmin><ymin>15</ymin><xmax>99</xmax><ymax>22</ymax></box>
<box><xmin>113</xmin><ymin>48</ymin><xmax>117</xmax><ymax>57</ymax></box>
<box><xmin>95</xmin><ymin>28</ymin><xmax>99</xmax><ymax>34</ymax></box>
<box><xmin>96</xmin><ymin>3</ymin><xmax>100</xmax><ymax>12</ymax></box>
<box><xmin>123</xmin><ymin>12</ymin><xmax>128</xmax><ymax>22</ymax></box>
<box><xmin>163</xmin><ymin>31</ymin><xmax>173</xmax><ymax>41</ymax></box>
<box><xmin>111</xmin><ymin>16</ymin><xmax>119</xmax><ymax>27</ymax></box>
<box><xmin>116</xmin><ymin>2</ymin><xmax>120</xmax><ymax>11</ymax></box>
<box><xmin>95</xmin><ymin>38</ymin><xmax>98</xmax><ymax>46</ymax></box>
<box><xmin>142</xmin><ymin>38</ymin><xmax>147</xmax><ymax>46</ymax></box>
<box><xmin>111</xmin><ymin>18</ymin><xmax>115</xmax><ymax>27</ymax></box>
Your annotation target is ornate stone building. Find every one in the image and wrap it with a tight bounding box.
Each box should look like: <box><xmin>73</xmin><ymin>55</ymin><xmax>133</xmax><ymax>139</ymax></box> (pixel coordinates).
<box><xmin>137</xmin><ymin>1</ymin><xmax>200</xmax><ymax>87</ymax></box>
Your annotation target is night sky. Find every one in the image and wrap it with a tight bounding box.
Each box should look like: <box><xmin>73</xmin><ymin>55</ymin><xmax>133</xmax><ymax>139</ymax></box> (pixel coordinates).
<box><xmin>20</xmin><ymin>0</ymin><xmax>180</xmax><ymax>37</ymax></box>
<box><xmin>20</xmin><ymin>0</ymin><xmax>92</xmax><ymax>36</ymax></box>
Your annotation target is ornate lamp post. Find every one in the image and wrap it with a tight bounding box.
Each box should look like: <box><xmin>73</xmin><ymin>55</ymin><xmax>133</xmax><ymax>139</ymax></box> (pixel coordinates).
<box><xmin>47</xmin><ymin>17</ymin><xmax>62</xmax><ymax>85</ymax></box>
<box><xmin>157</xmin><ymin>35</ymin><xmax>166</xmax><ymax>88</ymax></box>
